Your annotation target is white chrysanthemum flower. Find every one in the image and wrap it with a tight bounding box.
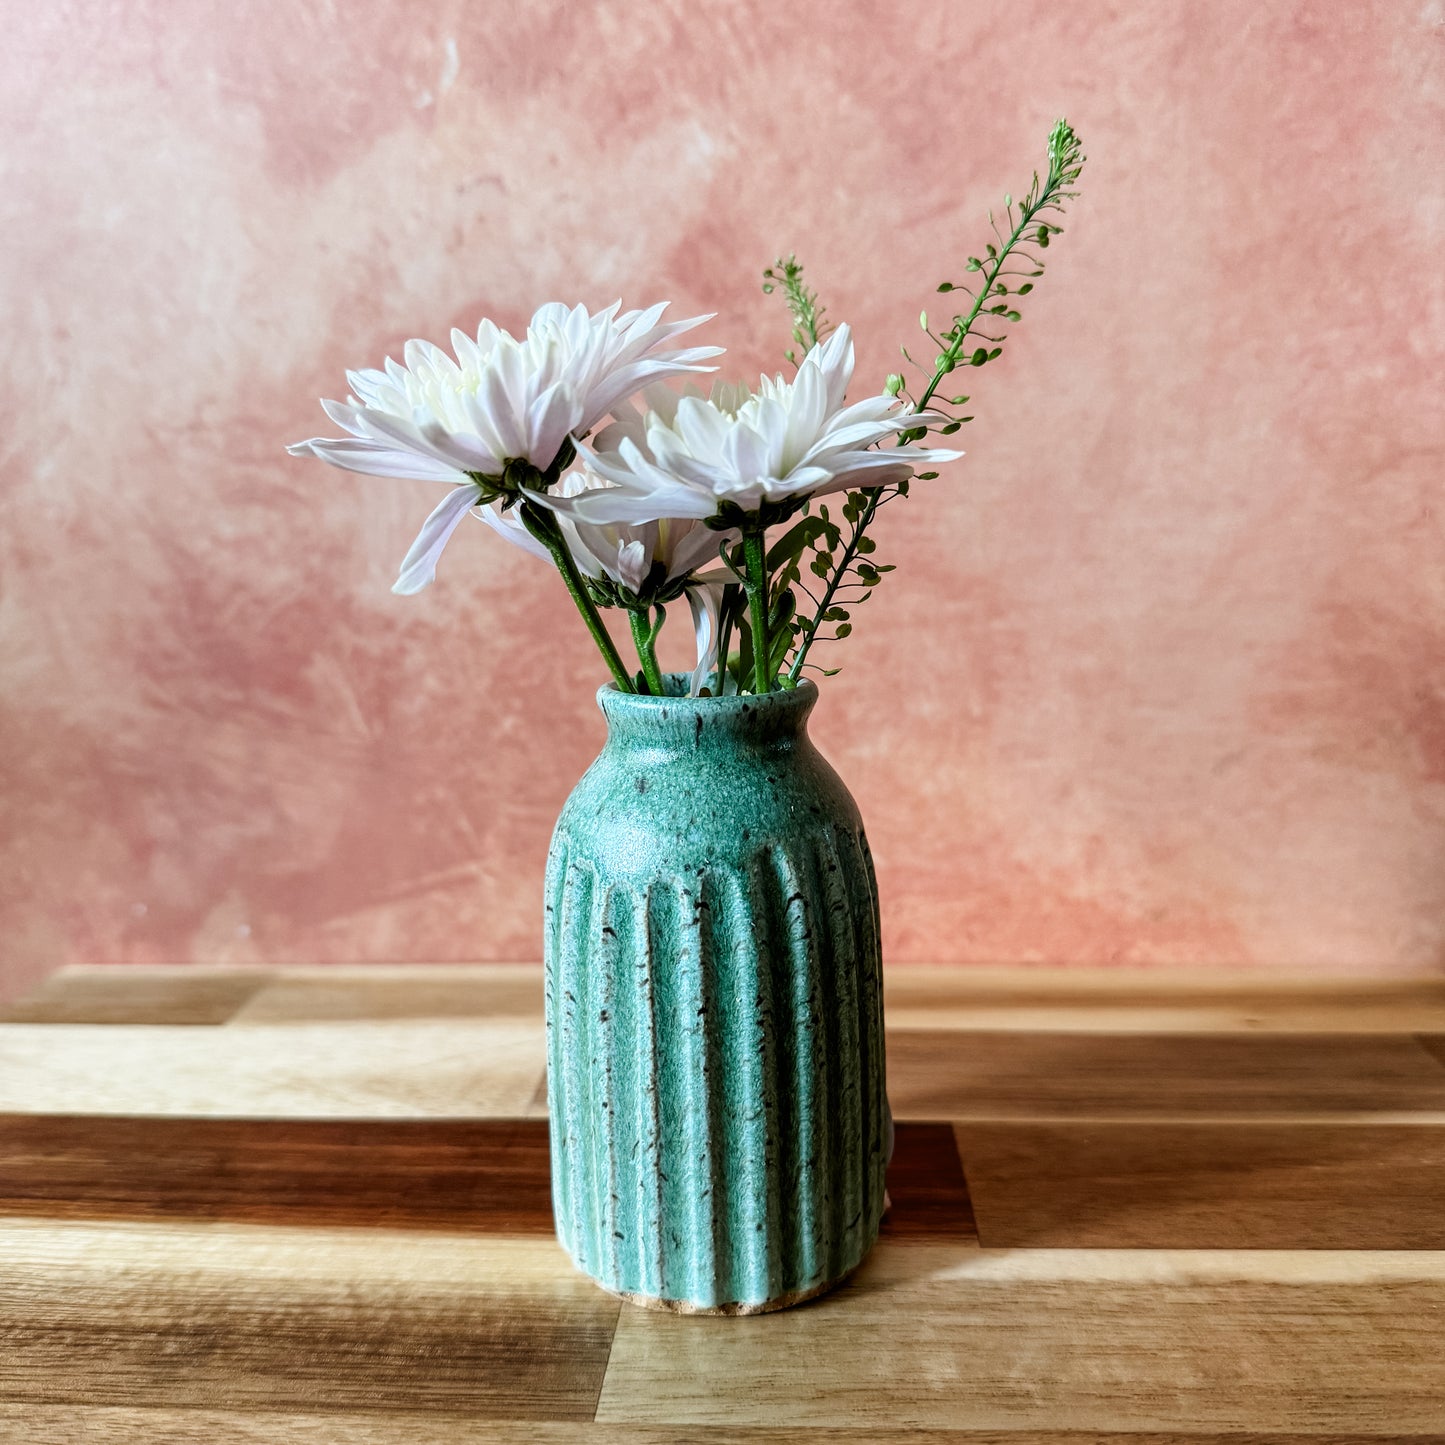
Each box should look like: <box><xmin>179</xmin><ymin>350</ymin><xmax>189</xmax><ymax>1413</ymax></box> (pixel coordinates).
<box><xmin>544</xmin><ymin>324</ymin><xmax>960</xmax><ymax>526</ymax></box>
<box><xmin>286</xmin><ymin>301</ymin><xmax>721</xmax><ymax>594</ymax></box>
<box><xmin>480</xmin><ymin>466</ymin><xmax>732</xmax><ymax>694</ymax></box>
<box><xmin>289</xmin><ymin>301</ymin><xmax>721</xmax><ymax>485</ymax></box>
<box><xmin>478</xmin><ymin>472</ymin><xmax>726</xmax><ymax>595</ymax></box>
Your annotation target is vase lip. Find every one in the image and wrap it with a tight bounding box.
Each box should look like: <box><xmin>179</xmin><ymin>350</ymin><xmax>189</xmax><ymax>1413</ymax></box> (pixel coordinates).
<box><xmin>596</xmin><ymin>673</ymin><xmax>818</xmax><ymax>722</ymax></box>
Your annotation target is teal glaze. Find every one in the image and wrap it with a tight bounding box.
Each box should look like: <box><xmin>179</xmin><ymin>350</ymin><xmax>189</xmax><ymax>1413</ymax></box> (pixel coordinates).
<box><xmin>543</xmin><ymin>674</ymin><xmax>889</xmax><ymax>1313</ymax></box>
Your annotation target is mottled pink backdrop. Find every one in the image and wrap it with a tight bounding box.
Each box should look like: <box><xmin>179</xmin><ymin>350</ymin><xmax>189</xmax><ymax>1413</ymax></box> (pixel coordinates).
<box><xmin>2</xmin><ymin>1</ymin><xmax>1443</xmax><ymax>997</ymax></box>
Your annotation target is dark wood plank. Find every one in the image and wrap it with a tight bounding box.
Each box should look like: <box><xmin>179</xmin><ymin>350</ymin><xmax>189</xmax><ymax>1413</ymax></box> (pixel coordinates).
<box><xmin>0</xmin><ymin>1116</ymin><xmax>974</xmax><ymax>1241</ymax></box>
<box><xmin>1416</xmin><ymin>1035</ymin><xmax>1445</xmax><ymax>1073</ymax></box>
<box><xmin>0</xmin><ymin>1116</ymin><xmax>555</xmax><ymax>1233</ymax></box>
<box><xmin>956</xmin><ymin>1119</ymin><xmax>1445</xmax><ymax>1249</ymax></box>
<box><xmin>0</xmin><ymin>968</ymin><xmax>269</xmax><ymax>1025</ymax></box>
<box><xmin>880</xmin><ymin>1121</ymin><xmax>977</xmax><ymax>1240</ymax></box>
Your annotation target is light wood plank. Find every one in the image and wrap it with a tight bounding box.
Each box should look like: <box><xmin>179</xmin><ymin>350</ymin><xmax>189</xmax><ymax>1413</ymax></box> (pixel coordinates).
<box><xmin>2</xmin><ymin>1411</ymin><xmax>1433</xmax><ymax>1445</ymax></box>
<box><xmin>0</xmin><ymin>1221</ymin><xmax>616</xmax><ymax>1420</ymax></box>
<box><xmin>232</xmin><ymin>964</ymin><xmax>545</xmax><ymax>1023</ymax></box>
<box><xmin>885</xmin><ymin>1030</ymin><xmax>1445</xmax><ymax>1121</ymax></box>
<box><xmin>598</xmin><ymin>1245</ymin><xmax>1445</xmax><ymax>1432</ymax></box>
<box><xmin>0</xmin><ymin>1020</ymin><xmax>545</xmax><ymax>1117</ymax></box>
<box><xmin>0</xmin><ymin>966</ymin><xmax>270</xmax><ymax>1025</ymax></box>
<box><xmin>884</xmin><ymin>966</ymin><xmax>1445</xmax><ymax>1034</ymax></box>
<box><xmin>956</xmin><ymin>1120</ymin><xmax>1445</xmax><ymax>1249</ymax></box>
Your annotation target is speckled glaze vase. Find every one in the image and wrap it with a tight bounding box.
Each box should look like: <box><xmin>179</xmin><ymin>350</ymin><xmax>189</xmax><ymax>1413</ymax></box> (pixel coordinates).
<box><xmin>543</xmin><ymin>675</ymin><xmax>889</xmax><ymax>1314</ymax></box>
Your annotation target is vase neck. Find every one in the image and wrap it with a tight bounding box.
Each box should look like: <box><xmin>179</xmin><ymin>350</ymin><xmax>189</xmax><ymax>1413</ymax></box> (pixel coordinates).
<box><xmin>596</xmin><ymin>677</ymin><xmax>817</xmax><ymax>756</ymax></box>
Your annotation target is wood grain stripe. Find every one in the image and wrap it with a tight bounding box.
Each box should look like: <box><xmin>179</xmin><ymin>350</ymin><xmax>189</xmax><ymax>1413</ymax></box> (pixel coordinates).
<box><xmin>879</xmin><ymin>1121</ymin><xmax>976</xmax><ymax>1240</ymax></box>
<box><xmin>0</xmin><ymin>1116</ymin><xmax>555</xmax><ymax>1233</ymax></box>
<box><xmin>1416</xmin><ymin>1035</ymin><xmax>1445</xmax><ymax>1073</ymax></box>
<box><xmin>886</xmin><ymin>1030</ymin><xmax>1445</xmax><ymax>1119</ymax></box>
<box><xmin>0</xmin><ymin>1117</ymin><xmax>970</xmax><ymax>1240</ymax></box>
<box><xmin>956</xmin><ymin>1119</ymin><xmax>1445</xmax><ymax>1249</ymax></box>
<box><xmin>0</xmin><ymin>968</ymin><xmax>268</xmax><ymax>1025</ymax></box>
<box><xmin>3</xmin><ymin>1409</ymin><xmax>1440</xmax><ymax>1443</ymax></box>
<box><xmin>0</xmin><ymin>1115</ymin><xmax>971</xmax><ymax>1242</ymax></box>
<box><xmin>597</xmin><ymin>1245</ymin><xmax>1445</xmax><ymax>1431</ymax></box>
<box><xmin>0</xmin><ymin>1224</ymin><xmax>617</xmax><ymax>1420</ymax></box>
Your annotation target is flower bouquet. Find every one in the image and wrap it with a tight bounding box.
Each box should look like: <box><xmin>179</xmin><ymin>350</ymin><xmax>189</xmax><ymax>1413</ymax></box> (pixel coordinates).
<box><xmin>290</xmin><ymin>122</ymin><xmax>1084</xmax><ymax>1312</ymax></box>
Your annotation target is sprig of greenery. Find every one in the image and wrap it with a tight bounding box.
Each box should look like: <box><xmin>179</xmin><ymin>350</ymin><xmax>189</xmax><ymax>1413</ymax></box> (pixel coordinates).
<box><xmin>784</xmin><ymin>119</ymin><xmax>1085</xmax><ymax>681</ymax></box>
<box><xmin>781</xmin><ymin>488</ymin><xmax>903</xmax><ymax>683</ymax></box>
<box><xmin>762</xmin><ymin>254</ymin><xmax>831</xmax><ymax>365</ymax></box>
<box><xmin>900</xmin><ymin>118</ymin><xmax>1084</xmax><ymax>423</ymax></box>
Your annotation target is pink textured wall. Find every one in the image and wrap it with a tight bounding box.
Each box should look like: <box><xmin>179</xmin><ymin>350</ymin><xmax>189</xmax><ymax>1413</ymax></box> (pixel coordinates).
<box><xmin>2</xmin><ymin>2</ymin><xmax>1443</xmax><ymax>996</ymax></box>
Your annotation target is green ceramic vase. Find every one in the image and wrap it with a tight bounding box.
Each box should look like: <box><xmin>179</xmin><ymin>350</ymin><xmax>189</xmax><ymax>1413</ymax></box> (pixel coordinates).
<box><xmin>543</xmin><ymin>674</ymin><xmax>889</xmax><ymax>1314</ymax></box>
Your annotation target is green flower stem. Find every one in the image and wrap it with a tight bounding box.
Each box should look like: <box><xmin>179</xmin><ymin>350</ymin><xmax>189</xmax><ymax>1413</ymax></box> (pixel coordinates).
<box><xmin>743</xmin><ymin>527</ymin><xmax>772</xmax><ymax>694</ymax></box>
<box><xmin>520</xmin><ymin>502</ymin><xmax>634</xmax><ymax>694</ymax></box>
<box><xmin>629</xmin><ymin>606</ymin><xmax>666</xmax><ymax>697</ymax></box>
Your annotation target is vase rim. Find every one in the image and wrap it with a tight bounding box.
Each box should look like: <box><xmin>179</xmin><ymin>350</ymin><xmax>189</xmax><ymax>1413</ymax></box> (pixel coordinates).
<box><xmin>596</xmin><ymin>673</ymin><xmax>818</xmax><ymax>723</ymax></box>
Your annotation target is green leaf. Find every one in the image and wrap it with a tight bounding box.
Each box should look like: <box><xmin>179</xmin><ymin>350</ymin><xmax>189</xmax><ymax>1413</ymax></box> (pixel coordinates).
<box><xmin>769</xmin><ymin>588</ymin><xmax>796</xmax><ymax>631</ymax></box>
<box><xmin>735</xmin><ymin>620</ymin><xmax>754</xmax><ymax>695</ymax></box>
<box><xmin>765</xmin><ymin>515</ymin><xmax>829</xmax><ymax>573</ymax></box>
<box><xmin>769</xmin><ymin>623</ymin><xmax>792</xmax><ymax>675</ymax></box>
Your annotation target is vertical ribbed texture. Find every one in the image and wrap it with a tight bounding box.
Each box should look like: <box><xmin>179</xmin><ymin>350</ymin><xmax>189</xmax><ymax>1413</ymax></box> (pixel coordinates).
<box><xmin>543</xmin><ymin>677</ymin><xmax>887</xmax><ymax>1313</ymax></box>
<box><xmin>546</xmin><ymin>822</ymin><xmax>887</xmax><ymax>1311</ymax></box>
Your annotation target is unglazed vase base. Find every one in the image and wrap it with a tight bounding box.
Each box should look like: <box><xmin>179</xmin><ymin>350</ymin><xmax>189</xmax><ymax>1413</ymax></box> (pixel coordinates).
<box><xmin>605</xmin><ymin>1261</ymin><xmax>861</xmax><ymax>1315</ymax></box>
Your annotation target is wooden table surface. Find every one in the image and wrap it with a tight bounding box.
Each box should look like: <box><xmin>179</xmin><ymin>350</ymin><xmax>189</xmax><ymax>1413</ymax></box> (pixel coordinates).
<box><xmin>3</xmin><ymin>964</ymin><xmax>1445</xmax><ymax>1442</ymax></box>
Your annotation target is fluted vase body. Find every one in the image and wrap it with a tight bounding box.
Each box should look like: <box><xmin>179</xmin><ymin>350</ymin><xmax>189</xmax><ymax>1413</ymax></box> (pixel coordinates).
<box><xmin>543</xmin><ymin>676</ymin><xmax>888</xmax><ymax>1313</ymax></box>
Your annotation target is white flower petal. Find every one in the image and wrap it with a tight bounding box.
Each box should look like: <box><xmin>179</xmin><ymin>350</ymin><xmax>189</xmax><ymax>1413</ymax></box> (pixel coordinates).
<box><xmin>568</xmin><ymin>483</ymin><xmax>713</xmax><ymax>525</ymax></box>
<box><xmin>392</xmin><ymin>485</ymin><xmax>480</xmax><ymax>595</ymax></box>
<box><xmin>687</xmin><ymin>581</ymin><xmax>725</xmax><ymax>696</ymax></box>
<box><xmin>661</xmin><ymin>519</ymin><xmax>730</xmax><ymax>581</ymax></box>
<box><xmin>525</xmin><ymin>381</ymin><xmax>584</xmax><ymax>471</ymax></box>
<box><xmin>286</xmin><ymin>437</ymin><xmax>466</xmax><ymax>483</ymax></box>
<box><xmin>474</xmin><ymin>500</ymin><xmax>563</xmax><ymax>569</ymax></box>
<box><xmin>613</xmin><ymin>538</ymin><xmax>651</xmax><ymax>593</ymax></box>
